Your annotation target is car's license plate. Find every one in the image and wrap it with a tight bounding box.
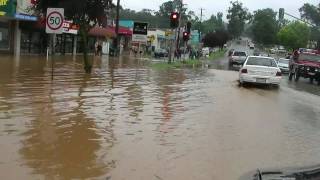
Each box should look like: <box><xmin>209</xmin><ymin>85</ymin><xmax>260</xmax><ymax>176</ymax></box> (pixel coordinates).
<box><xmin>256</xmin><ymin>78</ymin><xmax>266</xmax><ymax>83</ymax></box>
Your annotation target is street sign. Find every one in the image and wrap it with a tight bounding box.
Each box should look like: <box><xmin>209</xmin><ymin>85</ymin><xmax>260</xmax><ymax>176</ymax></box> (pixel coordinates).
<box><xmin>63</xmin><ymin>20</ymin><xmax>79</xmax><ymax>34</ymax></box>
<box><xmin>132</xmin><ymin>22</ymin><xmax>148</xmax><ymax>43</ymax></box>
<box><xmin>46</xmin><ymin>8</ymin><xmax>64</xmax><ymax>34</ymax></box>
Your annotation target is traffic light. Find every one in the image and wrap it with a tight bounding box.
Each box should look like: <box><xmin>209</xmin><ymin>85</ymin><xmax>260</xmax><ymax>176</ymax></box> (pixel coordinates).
<box><xmin>183</xmin><ymin>31</ymin><xmax>189</xmax><ymax>41</ymax></box>
<box><xmin>186</xmin><ymin>21</ymin><xmax>191</xmax><ymax>33</ymax></box>
<box><xmin>170</xmin><ymin>12</ymin><xmax>180</xmax><ymax>28</ymax></box>
<box><xmin>279</xmin><ymin>8</ymin><xmax>284</xmax><ymax>20</ymax></box>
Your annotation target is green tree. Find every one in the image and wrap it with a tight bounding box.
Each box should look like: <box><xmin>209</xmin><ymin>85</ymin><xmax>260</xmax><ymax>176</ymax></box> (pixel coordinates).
<box><xmin>191</xmin><ymin>12</ymin><xmax>225</xmax><ymax>34</ymax></box>
<box><xmin>227</xmin><ymin>1</ymin><xmax>251</xmax><ymax>38</ymax></box>
<box><xmin>277</xmin><ymin>21</ymin><xmax>310</xmax><ymax>50</ymax></box>
<box><xmin>33</xmin><ymin>0</ymin><xmax>114</xmax><ymax>73</ymax></box>
<box><xmin>299</xmin><ymin>3</ymin><xmax>320</xmax><ymax>47</ymax></box>
<box><xmin>203</xmin><ymin>29</ymin><xmax>229</xmax><ymax>48</ymax></box>
<box><xmin>251</xmin><ymin>8</ymin><xmax>278</xmax><ymax>45</ymax></box>
<box><xmin>156</xmin><ymin>0</ymin><xmax>193</xmax><ymax>24</ymax></box>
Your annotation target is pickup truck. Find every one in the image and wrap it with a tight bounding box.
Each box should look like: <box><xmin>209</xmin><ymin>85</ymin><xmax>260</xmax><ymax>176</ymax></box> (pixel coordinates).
<box><xmin>289</xmin><ymin>52</ymin><xmax>320</xmax><ymax>85</ymax></box>
<box><xmin>229</xmin><ymin>51</ymin><xmax>247</xmax><ymax>66</ymax></box>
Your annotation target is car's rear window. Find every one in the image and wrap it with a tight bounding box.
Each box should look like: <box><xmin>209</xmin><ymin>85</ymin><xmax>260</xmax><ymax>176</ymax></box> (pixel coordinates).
<box><xmin>233</xmin><ymin>52</ymin><xmax>246</xmax><ymax>56</ymax></box>
<box><xmin>246</xmin><ymin>57</ymin><xmax>277</xmax><ymax>67</ymax></box>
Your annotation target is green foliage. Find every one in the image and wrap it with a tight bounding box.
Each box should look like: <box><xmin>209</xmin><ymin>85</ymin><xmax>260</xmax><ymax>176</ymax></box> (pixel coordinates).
<box><xmin>251</xmin><ymin>8</ymin><xmax>278</xmax><ymax>45</ymax></box>
<box><xmin>151</xmin><ymin>60</ymin><xmax>202</xmax><ymax>69</ymax></box>
<box><xmin>277</xmin><ymin>21</ymin><xmax>310</xmax><ymax>50</ymax></box>
<box><xmin>209</xmin><ymin>49</ymin><xmax>227</xmax><ymax>60</ymax></box>
<box><xmin>192</xmin><ymin>13</ymin><xmax>225</xmax><ymax>34</ymax></box>
<box><xmin>203</xmin><ymin>29</ymin><xmax>230</xmax><ymax>48</ymax></box>
<box><xmin>227</xmin><ymin>1</ymin><xmax>251</xmax><ymax>38</ymax></box>
<box><xmin>299</xmin><ymin>3</ymin><xmax>320</xmax><ymax>26</ymax></box>
<box><xmin>299</xmin><ymin>3</ymin><xmax>320</xmax><ymax>47</ymax></box>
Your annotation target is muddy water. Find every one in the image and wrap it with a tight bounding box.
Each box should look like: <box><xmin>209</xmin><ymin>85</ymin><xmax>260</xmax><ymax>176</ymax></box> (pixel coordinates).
<box><xmin>1</xmin><ymin>55</ymin><xmax>320</xmax><ymax>180</ymax></box>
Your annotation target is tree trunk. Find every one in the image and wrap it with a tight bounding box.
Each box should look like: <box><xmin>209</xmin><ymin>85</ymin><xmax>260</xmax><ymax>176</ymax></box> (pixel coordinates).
<box><xmin>80</xmin><ymin>27</ymin><xmax>92</xmax><ymax>74</ymax></box>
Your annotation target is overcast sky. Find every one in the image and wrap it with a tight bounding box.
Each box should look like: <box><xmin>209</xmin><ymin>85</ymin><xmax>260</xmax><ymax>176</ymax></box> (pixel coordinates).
<box><xmin>121</xmin><ymin>0</ymin><xmax>318</xmax><ymax>20</ymax></box>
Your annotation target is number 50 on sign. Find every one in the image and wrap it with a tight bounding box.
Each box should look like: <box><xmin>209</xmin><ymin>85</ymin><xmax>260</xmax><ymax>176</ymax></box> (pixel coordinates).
<box><xmin>46</xmin><ymin>8</ymin><xmax>64</xmax><ymax>34</ymax></box>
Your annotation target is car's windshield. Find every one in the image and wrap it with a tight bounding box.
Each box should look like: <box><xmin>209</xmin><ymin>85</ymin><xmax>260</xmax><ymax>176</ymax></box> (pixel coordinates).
<box><xmin>246</xmin><ymin>57</ymin><xmax>277</xmax><ymax>67</ymax></box>
<box><xmin>233</xmin><ymin>51</ymin><xmax>246</xmax><ymax>56</ymax></box>
<box><xmin>299</xmin><ymin>54</ymin><xmax>320</xmax><ymax>62</ymax></box>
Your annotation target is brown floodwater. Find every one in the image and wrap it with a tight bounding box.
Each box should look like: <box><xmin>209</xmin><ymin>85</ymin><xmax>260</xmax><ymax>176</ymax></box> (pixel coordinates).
<box><xmin>1</xmin><ymin>55</ymin><xmax>320</xmax><ymax>180</ymax></box>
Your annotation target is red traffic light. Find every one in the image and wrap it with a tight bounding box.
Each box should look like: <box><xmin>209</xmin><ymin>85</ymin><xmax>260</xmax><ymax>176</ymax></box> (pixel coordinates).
<box><xmin>170</xmin><ymin>12</ymin><xmax>180</xmax><ymax>28</ymax></box>
<box><xmin>172</xmin><ymin>14</ymin><xmax>178</xmax><ymax>19</ymax></box>
<box><xmin>183</xmin><ymin>31</ymin><xmax>190</xmax><ymax>41</ymax></box>
<box><xmin>171</xmin><ymin>12</ymin><xmax>179</xmax><ymax>19</ymax></box>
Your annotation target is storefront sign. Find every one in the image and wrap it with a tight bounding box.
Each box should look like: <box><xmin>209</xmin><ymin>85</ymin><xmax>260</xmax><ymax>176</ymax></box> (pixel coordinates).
<box><xmin>15</xmin><ymin>0</ymin><xmax>37</xmax><ymax>21</ymax></box>
<box><xmin>63</xmin><ymin>21</ymin><xmax>79</xmax><ymax>34</ymax></box>
<box><xmin>132</xmin><ymin>22</ymin><xmax>148</xmax><ymax>43</ymax></box>
<box><xmin>0</xmin><ymin>0</ymin><xmax>15</xmax><ymax>17</ymax></box>
<box><xmin>14</xmin><ymin>13</ymin><xmax>37</xmax><ymax>21</ymax></box>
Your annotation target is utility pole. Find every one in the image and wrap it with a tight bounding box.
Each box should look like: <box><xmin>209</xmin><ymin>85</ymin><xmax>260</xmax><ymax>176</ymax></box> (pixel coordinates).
<box><xmin>115</xmin><ymin>0</ymin><xmax>120</xmax><ymax>56</ymax></box>
<box><xmin>199</xmin><ymin>8</ymin><xmax>204</xmax><ymax>43</ymax></box>
<box><xmin>174</xmin><ymin>0</ymin><xmax>184</xmax><ymax>61</ymax></box>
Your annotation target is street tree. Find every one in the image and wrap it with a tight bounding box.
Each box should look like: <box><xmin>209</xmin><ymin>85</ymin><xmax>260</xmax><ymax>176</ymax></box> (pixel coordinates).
<box><xmin>227</xmin><ymin>1</ymin><xmax>251</xmax><ymax>38</ymax></box>
<box><xmin>156</xmin><ymin>0</ymin><xmax>193</xmax><ymax>23</ymax></box>
<box><xmin>191</xmin><ymin>12</ymin><xmax>225</xmax><ymax>34</ymax></box>
<box><xmin>277</xmin><ymin>21</ymin><xmax>310</xmax><ymax>50</ymax></box>
<box><xmin>33</xmin><ymin>0</ymin><xmax>114</xmax><ymax>73</ymax></box>
<box><xmin>299</xmin><ymin>3</ymin><xmax>320</xmax><ymax>47</ymax></box>
<box><xmin>203</xmin><ymin>29</ymin><xmax>229</xmax><ymax>48</ymax></box>
<box><xmin>251</xmin><ymin>8</ymin><xmax>278</xmax><ymax>45</ymax></box>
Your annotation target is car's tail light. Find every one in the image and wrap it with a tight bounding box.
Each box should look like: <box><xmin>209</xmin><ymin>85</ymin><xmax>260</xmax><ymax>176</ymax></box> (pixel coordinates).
<box><xmin>241</xmin><ymin>69</ymin><xmax>248</xmax><ymax>73</ymax></box>
<box><xmin>276</xmin><ymin>71</ymin><xmax>282</xmax><ymax>76</ymax></box>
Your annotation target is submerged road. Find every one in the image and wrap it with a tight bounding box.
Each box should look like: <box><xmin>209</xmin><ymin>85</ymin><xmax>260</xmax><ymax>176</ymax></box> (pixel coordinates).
<box><xmin>0</xmin><ymin>48</ymin><xmax>320</xmax><ymax>180</ymax></box>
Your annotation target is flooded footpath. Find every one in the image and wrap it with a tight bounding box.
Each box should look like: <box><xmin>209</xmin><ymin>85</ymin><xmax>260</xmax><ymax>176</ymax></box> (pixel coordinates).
<box><xmin>1</xmin><ymin>55</ymin><xmax>320</xmax><ymax>180</ymax></box>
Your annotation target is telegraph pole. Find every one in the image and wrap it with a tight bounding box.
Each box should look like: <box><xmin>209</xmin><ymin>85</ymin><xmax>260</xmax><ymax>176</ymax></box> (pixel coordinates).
<box><xmin>199</xmin><ymin>8</ymin><xmax>204</xmax><ymax>42</ymax></box>
<box><xmin>115</xmin><ymin>0</ymin><xmax>120</xmax><ymax>56</ymax></box>
<box><xmin>174</xmin><ymin>0</ymin><xmax>184</xmax><ymax>61</ymax></box>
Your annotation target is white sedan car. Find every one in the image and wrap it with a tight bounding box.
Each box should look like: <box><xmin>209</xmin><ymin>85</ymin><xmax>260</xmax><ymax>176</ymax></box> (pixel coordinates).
<box><xmin>239</xmin><ymin>56</ymin><xmax>282</xmax><ymax>85</ymax></box>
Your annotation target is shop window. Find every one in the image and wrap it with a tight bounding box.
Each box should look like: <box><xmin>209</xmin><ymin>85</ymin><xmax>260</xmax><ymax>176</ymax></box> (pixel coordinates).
<box><xmin>0</xmin><ymin>22</ymin><xmax>10</xmax><ymax>50</ymax></box>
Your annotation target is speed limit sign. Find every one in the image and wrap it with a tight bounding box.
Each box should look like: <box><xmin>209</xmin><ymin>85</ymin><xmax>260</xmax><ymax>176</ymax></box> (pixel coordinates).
<box><xmin>46</xmin><ymin>8</ymin><xmax>64</xmax><ymax>34</ymax></box>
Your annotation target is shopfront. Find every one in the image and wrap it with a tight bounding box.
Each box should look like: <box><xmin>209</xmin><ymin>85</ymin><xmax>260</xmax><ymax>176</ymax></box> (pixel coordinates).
<box><xmin>0</xmin><ymin>0</ymin><xmax>15</xmax><ymax>53</ymax></box>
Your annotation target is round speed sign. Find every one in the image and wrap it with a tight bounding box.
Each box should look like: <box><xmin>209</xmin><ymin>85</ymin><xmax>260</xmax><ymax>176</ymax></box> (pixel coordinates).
<box><xmin>46</xmin><ymin>8</ymin><xmax>64</xmax><ymax>34</ymax></box>
<box><xmin>47</xmin><ymin>11</ymin><xmax>63</xmax><ymax>30</ymax></box>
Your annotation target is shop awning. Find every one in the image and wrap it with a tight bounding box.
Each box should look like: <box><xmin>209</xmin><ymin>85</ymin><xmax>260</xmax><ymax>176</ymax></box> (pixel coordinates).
<box><xmin>89</xmin><ymin>26</ymin><xmax>116</xmax><ymax>38</ymax></box>
<box><xmin>88</xmin><ymin>26</ymin><xmax>132</xmax><ymax>38</ymax></box>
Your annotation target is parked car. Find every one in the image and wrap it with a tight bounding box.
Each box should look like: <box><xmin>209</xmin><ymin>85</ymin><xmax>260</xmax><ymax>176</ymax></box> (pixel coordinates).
<box><xmin>154</xmin><ymin>49</ymin><xmax>168</xmax><ymax>58</ymax></box>
<box><xmin>239</xmin><ymin>56</ymin><xmax>282</xmax><ymax>86</ymax></box>
<box><xmin>277</xmin><ymin>58</ymin><xmax>290</xmax><ymax>73</ymax></box>
<box><xmin>229</xmin><ymin>51</ymin><xmax>247</xmax><ymax>66</ymax></box>
<box><xmin>289</xmin><ymin>52</ymin><xmax>320</xmax><ymax>85</ymax></box>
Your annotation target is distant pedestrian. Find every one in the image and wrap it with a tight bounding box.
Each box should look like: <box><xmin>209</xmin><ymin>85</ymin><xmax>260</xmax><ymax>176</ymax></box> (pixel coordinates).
<box><xmin>94</xmin><ymin>41</ymin><xmax>99</xmax><ymax>56</ymax></box>
<box><xmin>97</xmin><ymin>42</ymin><xmax>102</xmax><ymax>56</ymax></box>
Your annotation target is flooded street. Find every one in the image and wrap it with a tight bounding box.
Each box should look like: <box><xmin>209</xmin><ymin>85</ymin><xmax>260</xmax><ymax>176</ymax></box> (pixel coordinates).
<box><xmin>1</xmin><ymin>54</ymin><xmax>320</xmax><ymax>180</ymax></box>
